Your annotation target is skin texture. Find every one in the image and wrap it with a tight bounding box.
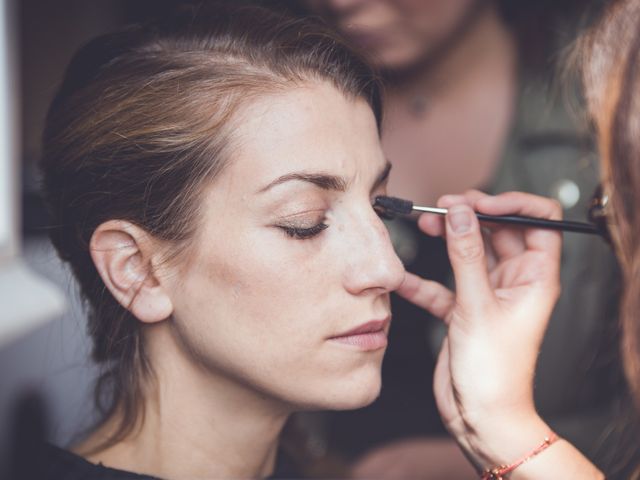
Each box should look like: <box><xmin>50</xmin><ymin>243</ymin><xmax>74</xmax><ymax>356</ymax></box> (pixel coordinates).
<box><xmin>83</xmin><ymin>81</ymin><xmax>405</xmax><ymax>479</ymax></box>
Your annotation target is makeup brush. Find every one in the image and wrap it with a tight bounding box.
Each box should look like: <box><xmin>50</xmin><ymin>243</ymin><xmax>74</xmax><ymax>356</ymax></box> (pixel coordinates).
<box><xmin>374</xmin><ymin>195</ymin><xmax>602</xmax><ymax>236</ymax></box>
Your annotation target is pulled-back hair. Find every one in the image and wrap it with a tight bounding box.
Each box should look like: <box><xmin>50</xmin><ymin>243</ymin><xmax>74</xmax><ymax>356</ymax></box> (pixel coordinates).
<box><xmin>580</xmin><ymin>0</ymin><xmax>640</xmax><ymax>412</ymax></box>
<box><xmin>39</xmin><ymin>2</ymin><xmax>382</xmax><ymax>449</ymax></box>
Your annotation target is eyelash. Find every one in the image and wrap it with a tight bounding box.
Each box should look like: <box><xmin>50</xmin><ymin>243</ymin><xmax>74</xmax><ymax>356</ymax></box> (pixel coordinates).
<box><xmin>278</xmin><ymin>201</ymin><xmax>385</xmax><ymax>240</ymax></box>
<box><xmin>280</xmin><ymin>222</ymin><xmax>329</xmax><ymax>239</ymax></box>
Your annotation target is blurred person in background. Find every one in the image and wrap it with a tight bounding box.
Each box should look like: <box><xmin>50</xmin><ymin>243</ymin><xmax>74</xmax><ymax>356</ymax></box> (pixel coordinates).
<box><xmin>294</xmin><ymin>0</ymin><xmax>631</xmax><ymax>477</ymax></box>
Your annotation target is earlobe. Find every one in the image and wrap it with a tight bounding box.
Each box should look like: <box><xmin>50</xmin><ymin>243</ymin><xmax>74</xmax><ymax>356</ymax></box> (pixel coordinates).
<box><xmin>90</xmin><ymin>220</ymin><xmax>173</xmax><ymax>323</ymax></box>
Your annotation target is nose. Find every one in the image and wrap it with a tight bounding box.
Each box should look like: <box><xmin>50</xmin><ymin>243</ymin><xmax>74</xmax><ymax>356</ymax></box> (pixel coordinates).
<box><xmin>343</xmin><ymin>208</ymin><xmax>405</xmax><ymax>296</ymax></box>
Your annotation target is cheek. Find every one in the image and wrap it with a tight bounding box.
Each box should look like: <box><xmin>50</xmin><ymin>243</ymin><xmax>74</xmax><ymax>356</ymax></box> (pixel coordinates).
<box><xmin>240</xmin><ymin>241</ymin><xmax>338</xmax><ymax>334</ymax></box>
<box><xmin>167</xmin><ymin>230</ymin><xmax>385</xmax><ymax>409</ymax></box>
<box><xmin>179</xmin><ymin>232</ymin><xmax>338</xmax><ymax>342</ymax></box>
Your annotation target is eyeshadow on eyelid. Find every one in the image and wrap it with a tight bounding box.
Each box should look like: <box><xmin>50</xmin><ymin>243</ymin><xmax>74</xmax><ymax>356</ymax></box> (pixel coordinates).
<box><xmin>268</xmin><ymin>197</ymin><xmax>328</xmax><ymax>216</ymax></box>
<box><xmin>276</xmin><ymin>210</ymin><xmax>326</xmax><ymax>223</ymax></box>
<box><xmin>278</xmin><ymin>219</ymin><xmax>323</xmax><ymax>230</ymax></box>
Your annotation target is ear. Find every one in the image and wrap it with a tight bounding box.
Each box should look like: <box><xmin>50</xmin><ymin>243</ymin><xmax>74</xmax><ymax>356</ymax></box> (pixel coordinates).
<box><xmin>90</xmin><ymin>220</ymin><xmax>173</xmax><ymax>323</ymax></box>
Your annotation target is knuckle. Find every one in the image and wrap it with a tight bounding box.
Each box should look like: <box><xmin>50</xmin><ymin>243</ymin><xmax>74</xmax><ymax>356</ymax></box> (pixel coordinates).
<box><xmin>452</xmin><ymin>239</ymin><xmax>484</xmax><ymax>264</ymax></box>
<box><xmin>549</xmin><ymin>199</ymin><xmax>563</xmax><ymax>219</ymax></box>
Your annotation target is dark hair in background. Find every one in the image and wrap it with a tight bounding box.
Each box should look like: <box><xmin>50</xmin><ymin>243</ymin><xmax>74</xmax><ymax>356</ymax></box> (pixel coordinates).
<box><xmin>580</xmin><ymin>0</ymin><xmax>640</xmax><ymax>477</ymax></box>
<box><xmin>39</xmin><ymin>1</ymin><xmax>382</xmax><ymax>451</ymax></box>
<box><xmin>581</xmin><ymin>0</ymin><xmax>640</xmax><ymax>411</ymax></box>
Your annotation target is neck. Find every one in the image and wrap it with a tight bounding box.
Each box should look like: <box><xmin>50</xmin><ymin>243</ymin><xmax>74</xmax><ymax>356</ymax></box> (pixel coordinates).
<box><xmin>78</xmin><ymin>325</ymin><xmax>291</xmax><ymax>479</ymax></box>
<box><xmin>389</xmin><ymin>5</ymin><xmax>515</xmax><ymax>98</ymax></box>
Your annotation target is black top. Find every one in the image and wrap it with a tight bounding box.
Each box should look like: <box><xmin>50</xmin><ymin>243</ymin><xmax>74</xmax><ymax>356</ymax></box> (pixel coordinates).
<box><xmin>32</xmin><ymin>444</ymin><xmax>161</xmax><ymax>480</ymax></box>
<box><xmin>28</xmin><ymin>443</ymin><xmax>301</xmax><ymax>480</ymax></box>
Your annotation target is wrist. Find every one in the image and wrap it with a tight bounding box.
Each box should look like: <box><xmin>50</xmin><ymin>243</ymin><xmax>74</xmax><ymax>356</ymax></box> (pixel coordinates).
<box><xmin>457</xmin><ymin>410</ymin><xmax>549</xmax><ymax>470</ymax></box>
<box><xmin>481</xmin><ymin>432</ymin><xmax>559</xmax><ymax>480</ymax></box>
<box><xmin>457</xmin><ymin>413</ymin><xmax>603</xmax><ymax>480</ymax></box>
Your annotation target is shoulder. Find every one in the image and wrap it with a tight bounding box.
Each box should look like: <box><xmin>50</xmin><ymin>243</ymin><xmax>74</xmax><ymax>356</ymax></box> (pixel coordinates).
<box><xmin>27</xmin><ymin>443</ymin><xmax>162</xmax><ymax>480</ymax></box>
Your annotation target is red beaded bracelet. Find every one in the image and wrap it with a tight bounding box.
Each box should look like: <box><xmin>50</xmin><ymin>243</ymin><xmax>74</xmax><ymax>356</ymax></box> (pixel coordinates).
<box><xmin>481</xmin><ymin>432</ymin><xmax>559</xmax><ymax>480</ymax></box>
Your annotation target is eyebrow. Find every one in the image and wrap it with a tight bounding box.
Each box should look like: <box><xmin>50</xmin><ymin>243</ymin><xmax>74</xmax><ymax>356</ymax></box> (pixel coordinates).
<box><xmin>258</xmin><ymin>160</ymin><xmax>392</xmax><ymax>194</ymax></box>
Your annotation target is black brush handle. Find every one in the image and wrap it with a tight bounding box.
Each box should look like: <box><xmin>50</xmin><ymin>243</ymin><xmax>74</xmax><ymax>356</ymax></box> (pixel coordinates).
<box><xmin>474</xmin><ymin>213</ymin><xmax>600</xmax><ymax>235</ymax></box>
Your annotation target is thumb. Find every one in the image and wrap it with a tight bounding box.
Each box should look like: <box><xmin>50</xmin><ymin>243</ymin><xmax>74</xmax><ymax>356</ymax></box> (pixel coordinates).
<box><xmin>445</xmin><ymin>204</ymin><xmax>494</xmax><ymax>311</ymax></box>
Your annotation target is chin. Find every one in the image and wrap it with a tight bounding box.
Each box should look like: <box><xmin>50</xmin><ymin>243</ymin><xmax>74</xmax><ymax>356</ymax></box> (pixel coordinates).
<box><xmin>374</xmin><ymin>48</ymin><xmax>415</xmax><ymax>69</ymax></box>
<box><xmin>310</xmin><ymin>368</ymin><xmax>383</xmax><ymax>411</ymax></box>
<box><xmin>333</xmin><ymin>384</ymin><xmax>381</xmax><ymax>411</ymax></box>
<box><xmin>378</xmin><ymin>47</ymin><xmax>435</xmax><ymax>74</ymax></box>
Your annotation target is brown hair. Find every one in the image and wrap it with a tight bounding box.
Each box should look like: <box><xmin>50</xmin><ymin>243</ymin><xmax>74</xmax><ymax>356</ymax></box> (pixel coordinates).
<box><xmin>39</xmin><ymin>2</ymin><xmax>382</xmax><ymax>449</ymax></box>
<box><xmin>580</xmin><ymin>0</ymin><xmax>640</xmax><ymax>411</ymax></box>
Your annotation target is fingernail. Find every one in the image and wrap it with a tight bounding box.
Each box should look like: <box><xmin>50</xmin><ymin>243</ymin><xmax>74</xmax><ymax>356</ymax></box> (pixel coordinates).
<box><xmin>448</xmin><ymin>206</ymin><xmax>472</xmax><ymax>234</ymax></box>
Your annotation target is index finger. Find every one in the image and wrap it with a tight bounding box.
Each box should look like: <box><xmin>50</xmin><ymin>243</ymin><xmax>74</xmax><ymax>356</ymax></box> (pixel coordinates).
<box><xmin>475</xmin><ymin>192</ymin><xmax>563</xmax><ymax>258</ymax></box>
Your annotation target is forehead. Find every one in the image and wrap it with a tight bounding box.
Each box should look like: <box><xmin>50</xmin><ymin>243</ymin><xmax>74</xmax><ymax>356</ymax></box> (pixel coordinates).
<box><xmin>224</xmin><ymin>81</ymin><xmax>384</xmax><ymax>190</ymax></box>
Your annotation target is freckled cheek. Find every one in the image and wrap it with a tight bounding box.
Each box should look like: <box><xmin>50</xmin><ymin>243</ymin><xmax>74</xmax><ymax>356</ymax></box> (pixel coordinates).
<box><xmin>204</xmin><ymin>250</ymin><xmax>319</xmax><ymax>317</ymax></box>
<box><xmin>188</xmin><ymin>228</ymin><xmax>344</xmax><ymax>329</ymax></box>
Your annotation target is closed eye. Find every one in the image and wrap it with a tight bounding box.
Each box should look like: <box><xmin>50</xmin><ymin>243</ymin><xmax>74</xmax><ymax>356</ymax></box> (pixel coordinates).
<box><xmin>278</xmin><ymin>222</ymin><xmax>328</xmax><ymax>239</ymax></box>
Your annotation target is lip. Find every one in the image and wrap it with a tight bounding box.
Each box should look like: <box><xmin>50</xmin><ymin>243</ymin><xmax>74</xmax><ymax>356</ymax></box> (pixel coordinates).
<box><xmin>345</xmin><ymin>30</ymin><xmax>387</xmax><ymax>50</ymax></box>
<box><xmin>328</xmin><ymin>317</ymin><xmax>391</xmax><ymax>351</ymax></box>
<box><xmin>338</xmin><ymin>24</ymin><xmax>389</xmax><ymax>49</ymax></box>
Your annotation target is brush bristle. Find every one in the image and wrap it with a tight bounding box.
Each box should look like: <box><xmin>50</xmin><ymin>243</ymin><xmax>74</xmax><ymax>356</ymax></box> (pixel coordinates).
<box><xmin>374</xmin><ymin>196</ymin><xmax>414</xmax><ymax>215</ymax></box>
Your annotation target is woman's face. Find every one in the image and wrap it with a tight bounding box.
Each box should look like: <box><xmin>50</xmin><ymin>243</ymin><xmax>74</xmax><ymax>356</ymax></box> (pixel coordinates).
<box><xmin>306</xmin><ymin>0</ymin><xmax>482</xmax><ymax>70</ymax></box>
<box><xmin>165</xmin><ymin>82</ymin><xmax>405</xmax><ymax>411</ymax></box>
